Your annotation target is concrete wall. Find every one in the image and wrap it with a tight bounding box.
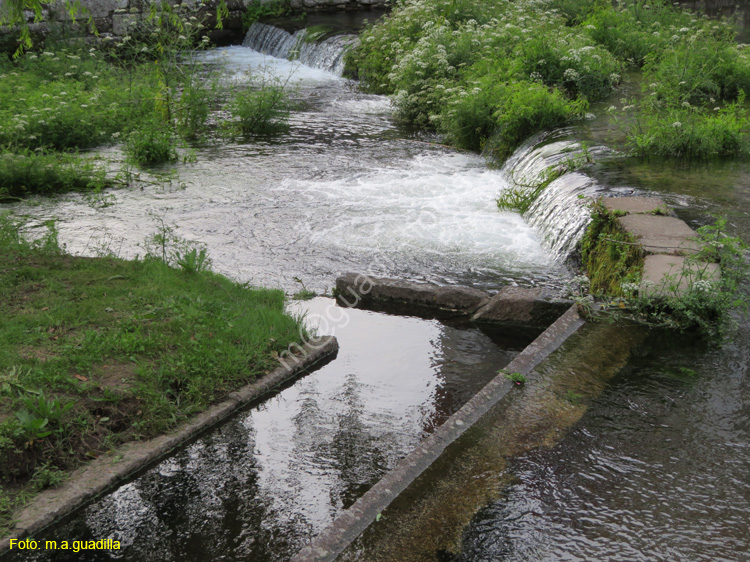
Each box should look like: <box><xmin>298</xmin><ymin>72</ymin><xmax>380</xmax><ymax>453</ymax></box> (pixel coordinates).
<box><xmin>4</xmin><ymin>0</ymin><xmax>388</xmax><ymax>47</ymax></box>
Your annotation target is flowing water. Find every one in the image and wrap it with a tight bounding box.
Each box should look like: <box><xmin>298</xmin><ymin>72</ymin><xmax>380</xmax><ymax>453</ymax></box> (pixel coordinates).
<box><xmin>0</xmin><ymin>23</ymin><xmax>579</xmax><ymax>562</ymax></box>
<box><xmin>3</xmin><ymin>14</ymin><xmax>750</xmax><ymax>562</ymax></box>
<box><xmin>14</xmin><ymin>44</ymin><xmax>567</xmax><ymax>295</ymax></box>
<box><xmin>454</xmin><ymin>325</ymin><xmax>750</xmax><ymax>562</ymax></box>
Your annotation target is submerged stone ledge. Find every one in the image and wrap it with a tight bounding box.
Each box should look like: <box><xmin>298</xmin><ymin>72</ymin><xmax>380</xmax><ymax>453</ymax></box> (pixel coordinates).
<box><xmin>334</xmin><ymin>273</ymin><xmax>571</xmax><ymax>332</ymax></box>
<box><xmin>0</xmin><ymin>337</ymin><xmax>339</xmax><ymax>554</ymax></box>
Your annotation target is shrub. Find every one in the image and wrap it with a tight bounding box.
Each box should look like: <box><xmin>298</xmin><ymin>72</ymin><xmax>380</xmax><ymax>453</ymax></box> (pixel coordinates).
<box><xmin>125</xmin><ymin>121</ymin><xmax>179</xmax><ymax>166</ymax></box>
<box><xmin>644</xmin><ymin>37</ymin><xmax>750</xmax><ymax>105</ymax></box>
<box><xmin>347</xmin><ymin>0</ymin><xmax>611</xmax><ymax>164</ymax></box>
<box><xmin>229</xmin><ymin>77</ymin><xmax>295</xmax><ymax>136</ymax></box>
<box><xmin>619</xmin><ymin>95</ymin><xmax>750</xmax><ymax>159</ymax></box>
<box><xmin>485</xmin><ymin>81</ymin><xmax>588</xmax><ymax>161</ymax></box>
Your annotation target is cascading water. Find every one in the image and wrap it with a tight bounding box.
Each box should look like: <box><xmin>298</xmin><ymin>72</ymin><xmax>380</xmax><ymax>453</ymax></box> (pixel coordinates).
<box><xmin>242</xmin><ymin>22</ymin><xmax>358</xmax><ymax>75</ymax></box>
<box><xmin>500</xmin><ymin>130</ymin><xmax>612</xmax><ymax>260</ymax></box>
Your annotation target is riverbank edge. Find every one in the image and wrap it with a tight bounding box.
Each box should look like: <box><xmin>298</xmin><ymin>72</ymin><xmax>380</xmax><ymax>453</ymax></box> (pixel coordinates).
<box><xmin>0</xmin><ymin>336</ymin><xmax>338</xmax><ymax>554</ymax></box>
<box><xmin>292</xmin><ymin>305</ymin><xmax>584</xmax><ymax>562</ymax></box>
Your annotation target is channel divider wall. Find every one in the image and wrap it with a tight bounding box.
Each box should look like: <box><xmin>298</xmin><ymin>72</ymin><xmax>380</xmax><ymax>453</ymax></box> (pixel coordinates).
<box><xmin>292</xmin><ymin>306</ymin><xmax>585</xmax><ymax>562</ymax></box>
<box><xmin>0</xmin><ymin>336</ymin><xmax>339</xmax><ymax>554</ymax></box>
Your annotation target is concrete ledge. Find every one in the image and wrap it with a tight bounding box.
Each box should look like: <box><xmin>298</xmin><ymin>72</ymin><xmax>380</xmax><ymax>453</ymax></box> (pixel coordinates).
<box><xmin>641</xmin><ymin>254</ymin><xmax>721</xmax><ymax>297</ymax></box>
<box><xmin>617</xmin><ymin>214</ymin><xmax>702</xmax><ymax>255</ymax></box>
<box><xmin>291</xmin><ymin>306</ymin><xmax>584</xmax><ymax>562</ymax></box>
<box><xmin>335</xmin><ymin>274</ymin><xmax>570</xmax><ymax>332</ymax></box>
<box><xmin>335</xmin><ymin>273</ymin><xmax>490</xmax><ymax>316</ymax></box>
<box><xmin>470</xmin><ymin>286</ymin><xmax>571</xmax><ymax>331</ymax></box>
<box><xmin>0</xmin><ymin>337</ymin><xmax>338</xmax><ymax>553</ymax></box>
<box><xmin>601</xmin><ymin>196</ymin><xmax>669</xmax><ymax>216</ymax></box>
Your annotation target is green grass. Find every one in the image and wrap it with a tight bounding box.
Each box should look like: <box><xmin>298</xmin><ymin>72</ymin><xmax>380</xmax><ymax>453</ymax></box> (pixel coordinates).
<box><xmin>0</xmin><ymin>214</ymin><xmax>304</xmax><ymax>533</ymax></box>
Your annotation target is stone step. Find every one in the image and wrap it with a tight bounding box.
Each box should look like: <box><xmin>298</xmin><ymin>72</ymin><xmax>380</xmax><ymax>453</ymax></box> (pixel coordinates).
<box><xmin>640</xmin><ymin>254</ymin><xmax>720</xmax><ymax>297</ymax></box>
<box><xmin>600</xmin><ymin>196</ymin><xmax>669</xmax><ymax>216</ymax></box>
<box><xmin>616</xmin><ymin>214</ymin><xmax>703</xmax><ymax>255</ymax></box>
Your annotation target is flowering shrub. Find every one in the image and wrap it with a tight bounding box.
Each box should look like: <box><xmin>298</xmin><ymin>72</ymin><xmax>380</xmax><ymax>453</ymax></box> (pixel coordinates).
<box><xmin>348</xmin><ymin>0</ymin><xmax>750</xmax><ymax>162</ymax></box>
<box><xmin>618</xmin><ymin>96</ymin><xmax>750</xmax><ymax>159</ymax></box>
<box><xmin>347</xmin><ymin>0</ymin><xmax>619</xmax><ymax>162</ymax></box>
<box><xmin>0</xmin><ymin>50</ymin><xmax>140</xmax><ymax>151</ymax></box>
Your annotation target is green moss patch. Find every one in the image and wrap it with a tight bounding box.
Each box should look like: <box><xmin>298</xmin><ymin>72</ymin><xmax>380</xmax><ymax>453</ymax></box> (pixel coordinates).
<box><xmin>580</xmin><ymin>201</ymin><xmax>644</xmax><ymax>296</ymax></box>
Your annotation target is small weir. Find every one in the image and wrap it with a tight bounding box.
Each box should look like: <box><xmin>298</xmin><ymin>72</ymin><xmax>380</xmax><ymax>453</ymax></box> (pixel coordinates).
<box><xmin>7</xmin><ymin>17</ymin><xmax>745</xmax><ymax>562</ymax></box>
<box><xmin>500</xmin><ymin>131</ymin><xmax>612</xmax><ymax>261</ymax></box>
<box><xmin>243</xmin><ymin>22</ymin><xmax>358</xmax><ymax>76</ymax></box>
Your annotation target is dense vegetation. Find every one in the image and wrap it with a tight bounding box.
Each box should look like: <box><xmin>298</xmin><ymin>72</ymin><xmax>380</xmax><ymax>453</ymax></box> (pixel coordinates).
<box><xmin>0</xmin><ymin>1</ymin><xmax>294</xmax><ymax>199</ymax></box>
<box><xmin>578</xmin><ymin>202</ymin><xmax>748</xmax><ymax>339</ymax></box>
<box><xmin>346</xmin><ymin>0</ymin><xmax>750</xmax><ymax>162</ymax></box>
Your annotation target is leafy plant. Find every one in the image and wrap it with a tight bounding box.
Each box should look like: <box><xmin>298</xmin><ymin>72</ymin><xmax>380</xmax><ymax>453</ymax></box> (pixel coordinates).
<box><xmin>175</xmin><ymin>248</ymin><xmax>211</xmax><ymax>274</ymax></box>
<box><xmin>291</xmin><ymin>277</ymin><xmax>316</xmax><ymax>301</ymax></box>
<box><xmin>580</xmin><ymin>200</ymin><xmax>644</xmax><ymax>296</ymax></box>
<box><xmin>14</xmin><ymin>411</ymin><xmax>51</xmax><ymax>447</ymax></box>
<box><xmin>229</xmin><ymin>73</ymin><xmax>297</xmax><ymax>136</ymax></box>
<box><xmin>125</xmin><ymin>121</ymin><xmax>179</xmax><ymax>166</ymax></box>
<box><xmin>502</xmin><ymin>371</ymin><xmax>527</xmax><ymax>386</ymax></box>
<box><xmin>19</xmin><ymin>391</ymin><xmax>74</xmax><ymax>427</ymax></box>
<box><xmin>29</xmin><ymin>463</ymin><xmax>66</xmax><ymax>491</ymax></box>
<box><xmin>143</xmin><ymin>215</ymin><xmax>213</xmax><ymax>274</ymax></box>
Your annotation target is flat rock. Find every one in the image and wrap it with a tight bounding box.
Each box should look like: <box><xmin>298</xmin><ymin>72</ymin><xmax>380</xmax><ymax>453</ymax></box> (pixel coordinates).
<box><xmin>640</xmin><ymin>254</ymin><xmax>720</xmax><ymax>297</ymax></box>
<box><xmin>470</xmin><ymin>286</ymin><xmax>571</xmax><ymax>329</ymax></box>
<box><xmin>601</xmin><ymin>196</ymin><xmax>669</xmax><ymax>215</ymax></box>
<box><xmin>617</xmin><ymin>214</ymin><xmax>702</xmax><ymax>255</ymax></box>
<box><xmin>335</xmin><ymin>273</ymin><xmax>489</xmax><ymax>314</ymax></box>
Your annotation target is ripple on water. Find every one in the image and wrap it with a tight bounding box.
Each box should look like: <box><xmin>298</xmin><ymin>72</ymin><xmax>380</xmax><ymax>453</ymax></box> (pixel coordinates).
<box><xmin>456</xmin><ymin>331</ymin><xmax>750</xmax><ymax>562</ymax></box>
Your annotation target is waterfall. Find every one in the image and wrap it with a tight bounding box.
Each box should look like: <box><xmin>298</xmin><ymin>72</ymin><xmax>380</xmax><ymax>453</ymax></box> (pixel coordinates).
<box><xmin>243</xmin><ymin>22</ymin><xmax>358</xmax><ymax>76</ymax></box>
<box><xmin>501</xmin><ymin>131</ymin><xmax>610</xmax><ymax>261</ymax></box>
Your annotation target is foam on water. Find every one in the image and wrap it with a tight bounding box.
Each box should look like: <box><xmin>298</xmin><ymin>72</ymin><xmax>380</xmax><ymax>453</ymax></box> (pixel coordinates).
<box><xmin>199</xmin><ymin>45</ymin><xmax>343</xmax><ymax>84</ymax></box>
<box><xmin>15</xmin><ymin>45</ymin><xmax>557</xmax><ymax>293</ymax></box>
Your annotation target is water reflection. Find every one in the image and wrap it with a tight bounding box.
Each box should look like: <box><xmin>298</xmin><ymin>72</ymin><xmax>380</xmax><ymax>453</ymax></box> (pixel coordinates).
<box><xmin>5</xmin><ymin>298</ymin><xmax>521</xmax><ymax>562</ymax></box>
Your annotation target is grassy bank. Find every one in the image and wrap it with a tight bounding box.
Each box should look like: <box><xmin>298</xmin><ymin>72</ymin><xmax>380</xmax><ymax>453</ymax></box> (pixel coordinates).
<box><xmin>0</xmin><ymin>215</ymin><xmax>304</xmax><ymax>533</ymax></box>
<box><xmin>0</xmin><ymin>1</ymin><xmax>296</xmax><ymax>200</ymax></box>
<box><xmin>346</xmin><ymin>0</ymin><xmax>750</xmax><ymax>163</ymax></box>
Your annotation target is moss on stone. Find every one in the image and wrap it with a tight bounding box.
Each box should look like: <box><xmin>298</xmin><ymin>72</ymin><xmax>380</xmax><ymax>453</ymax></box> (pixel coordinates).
<box><xmin>580</xmin><ymin>200</ymin><xmax>644</xmax><ymax>296</ymax></box>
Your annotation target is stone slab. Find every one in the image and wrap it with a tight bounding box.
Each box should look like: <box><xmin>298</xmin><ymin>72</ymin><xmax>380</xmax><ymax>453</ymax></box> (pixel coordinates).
<box><xmin>601</xmin><ymin>196</ymin><xmax>669</xmax><ymax>216</ymax></box>
<box><xmin>335</xmin><ymin>273</ymin><xmax>490</xmax><ymax>315</ymax></box>
<box><xmin>470</xmin><ymin>286</ymin><xmax>572</xmax><ymax>330</ymax></box>
<box><xmin>640</xmin><ymin>254</ymin><xmax>721</xmax><ymax>297</ymax></box>
<box><xmin>617</xmin><ymin>214</ymin><xmax>702</xmax><ymax>255</ymax></box>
